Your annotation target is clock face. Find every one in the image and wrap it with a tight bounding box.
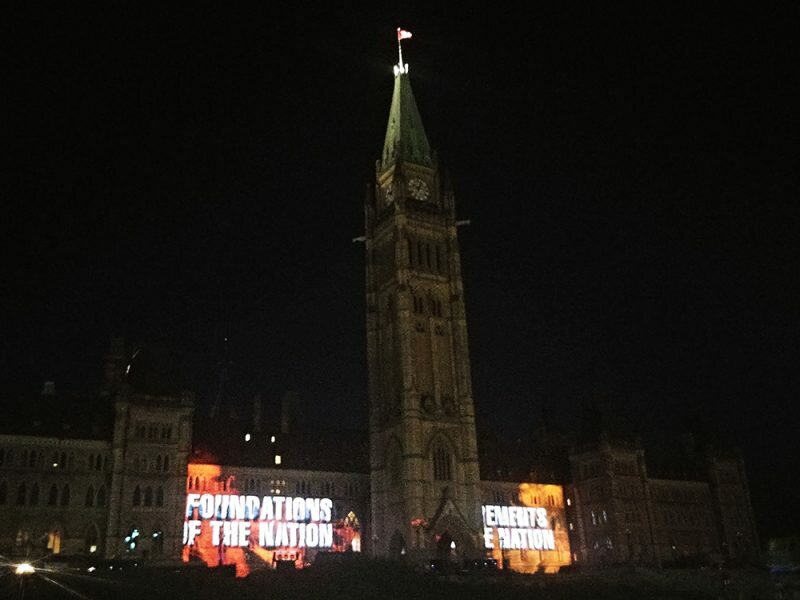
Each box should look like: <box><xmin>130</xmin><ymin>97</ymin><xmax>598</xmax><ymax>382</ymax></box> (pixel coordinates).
<box><xmin>408</xmin><ymin>178</ymin><xmax>430</xmax><ymax>201</ymax></box>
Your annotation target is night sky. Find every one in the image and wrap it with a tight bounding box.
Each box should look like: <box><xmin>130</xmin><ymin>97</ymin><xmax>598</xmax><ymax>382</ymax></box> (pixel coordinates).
<box><xmin>5</xmin><ymin>6</ymin><xmax>797</xmax><ymax>540</ymax></box>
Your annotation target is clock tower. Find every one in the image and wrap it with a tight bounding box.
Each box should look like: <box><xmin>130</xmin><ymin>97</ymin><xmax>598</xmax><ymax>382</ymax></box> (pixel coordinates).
<box><xmin>365</xmin><ymin>36</ymin><xmax>482</xmax><ymax>560</ymax></box>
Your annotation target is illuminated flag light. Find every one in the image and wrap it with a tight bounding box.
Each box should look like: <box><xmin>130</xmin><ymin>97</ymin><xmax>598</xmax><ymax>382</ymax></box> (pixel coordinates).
<box><xmin>397</xmin><ymin>28</ymin><xmax>412</xmax><ymax>41</ymax></box>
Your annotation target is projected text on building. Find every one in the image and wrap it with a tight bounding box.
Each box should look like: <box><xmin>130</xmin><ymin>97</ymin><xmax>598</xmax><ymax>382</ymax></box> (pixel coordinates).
<box><xmin>184</xmin><ymin>493</ymin><xmax>334</xmax><ymax>549</ymax></box>
<box><xmin>481</xmin><ymin>504</ymin><xmax>556</xmax><ymax>550</ymax></box>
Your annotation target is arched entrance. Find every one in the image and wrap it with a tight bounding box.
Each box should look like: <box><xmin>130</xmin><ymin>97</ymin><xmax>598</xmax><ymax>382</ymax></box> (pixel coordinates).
<box><xmin>85</xmin><ymin>523</ymin><xmax>101</xmax><ymax>554</ymax></box>
<box><xmin>429</xmin><ymin>513</ymin><xmax>479</xmax><ymax>563</ymax></box>
<box><xmin>436</xmin><ymin>531</ymin><xmax>456</xmax><ymax>562</ymax></box>
<box><xmin>389</xmin><ymin>530</ymin><xmax>406</xmax><ymax>559</ymax></box>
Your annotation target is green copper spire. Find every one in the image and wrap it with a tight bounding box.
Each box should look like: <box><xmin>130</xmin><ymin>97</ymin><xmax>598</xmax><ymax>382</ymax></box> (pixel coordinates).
<box><xmin>381</xmin><ymin>68</ymin><xmax>433</xmax><ymax>171</ymax></box>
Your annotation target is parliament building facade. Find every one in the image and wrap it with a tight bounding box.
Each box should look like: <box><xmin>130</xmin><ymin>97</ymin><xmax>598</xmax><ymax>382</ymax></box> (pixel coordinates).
<box><xmin>0</xmin><ymin>52</ymin><xmax>759</xmax><ymax>573</ymax></box>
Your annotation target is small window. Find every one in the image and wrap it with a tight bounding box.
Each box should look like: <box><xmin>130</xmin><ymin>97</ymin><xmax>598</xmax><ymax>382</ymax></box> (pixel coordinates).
<box><xmin>0</xmin><ymin>481</ymin><xmax>6</xmax><ymax>504</ymax></box>
<box><xmin>29</xmin><ymin>483</ymin><xmax>39</xmax><ymax>506</ymax></box>
<box><xmin>156</xmin><ymin>487</ymin><xmax>164</xmax><ymax>507</ymax></box>
<box><xmin>144</xmin><ymin>487</ymin><xmax>152</xmax><ymax>507</ymax></box>
<box><xmin>61</xmin><ymin>484</ymin><xmax>71</xmax><ymax>507</ymax></box>
<box><xmin>17</xmin><ymin>483</ymin><xmax>28</xmax><ymax>506</ymax></box>
<box><xmin>48</xmin><ymin>484</ymin><xmax>58</xmax><ymax>506</ymax></box>
<box><xmin>86</xmin><ymin>486</ymin><xmax>95</xmax><ymax>507</ymax></box>
<box><xmin>97</xmin><ymin>486</ymin><xmax>106</xmax><ymax>507</ymax></box>
<box><xmin>133</xmin><ymin>486</ymin><xmax>141</xmax><ymax>507</ymax></box>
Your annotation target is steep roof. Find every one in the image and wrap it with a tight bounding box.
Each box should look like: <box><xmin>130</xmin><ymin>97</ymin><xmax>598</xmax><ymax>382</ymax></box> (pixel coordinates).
<box><xmin>380</xmin><ymin>70</ymin><xmax>433</xmax><ymax>171</ymax></box>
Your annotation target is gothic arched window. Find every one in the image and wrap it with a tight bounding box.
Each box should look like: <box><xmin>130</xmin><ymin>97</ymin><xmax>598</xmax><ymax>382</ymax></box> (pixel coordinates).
<box><xmin>97</xmin><ymin>485</ymin><xmax>107</xmax><ymax>507</ymax></box>
<box><xmin>388</xmin><ymin>444</ymin><xmax>402</xmax><ymax>488</ymax></box>
<box><xmin>61</xmin><ymin>484</ymin><xmax>70</xmax><ymax>506</ymax></box>
<box><xmin>30</xmin><ymin>483</ymin><xmax>39</xmax><ymax>506</ymax></box>
<box><xmin>432</xmin><ymin>443</ymin><xmax>453</xmax><ymax>481</ymax></box>
<box><xmin>144</xmin><ymin>486</ymin><xmax>153</xmax><ymax>507</ymax></box>
<box><xmin>48</xmin><ymin>484</ymin><xmax>58</xmax><ymax>506</ymax></box>
<box><xmin>17</xmin><ymin>482</ymin><xmax>27</xmax><ymax>505</ymax></box>
<box><xmin>133</xmin><ymin>485</ymin><xmax>141</xmax><ymax>506</ymax></box>
<box><xmin>86</xmin><ymin>485</ymin><xmax>95</xmax><ymax>507</ymax></box>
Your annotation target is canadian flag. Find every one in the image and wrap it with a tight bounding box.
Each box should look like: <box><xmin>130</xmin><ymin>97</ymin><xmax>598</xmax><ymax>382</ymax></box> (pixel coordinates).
<box><xmin>397</xmin><ymin>28</ymin><xmax>412</xmax><ymax>41</ymax></box>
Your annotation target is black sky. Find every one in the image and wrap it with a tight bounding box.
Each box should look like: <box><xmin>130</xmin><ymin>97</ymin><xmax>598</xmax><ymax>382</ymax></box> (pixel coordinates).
<box><xmin>5</xmin><ymin>5</ymin><xmax>798</xmax><ymax>539</ymax></box>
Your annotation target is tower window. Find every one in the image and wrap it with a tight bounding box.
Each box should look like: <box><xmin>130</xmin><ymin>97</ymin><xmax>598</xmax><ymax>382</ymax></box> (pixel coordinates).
<box><xmin>389</xmin><ymin>452</ymin><xmax>401</xmax><ymax>487</ymax></box>
<box><xmin>433</xmin><ymin>444</ymin><xmax>452</xmax><ymax>481</ymax></box>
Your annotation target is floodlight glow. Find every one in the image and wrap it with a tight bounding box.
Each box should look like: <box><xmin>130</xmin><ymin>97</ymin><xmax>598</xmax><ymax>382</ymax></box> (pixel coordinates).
<box><xmin>16</xmin><ymin>563</ymin><xmax>35</xmax><ymax>575</ymax></box>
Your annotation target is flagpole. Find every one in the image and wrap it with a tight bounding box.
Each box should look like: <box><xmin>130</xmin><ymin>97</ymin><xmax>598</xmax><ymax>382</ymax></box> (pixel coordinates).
<box><xmin>397</xmin><ymin>28</ymin><xmax>404</xmax><ymax>72</ymax></box>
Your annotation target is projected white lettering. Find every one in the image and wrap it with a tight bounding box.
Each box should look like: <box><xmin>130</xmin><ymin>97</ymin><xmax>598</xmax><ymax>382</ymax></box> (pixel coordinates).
<box><xmin>183</xmin><ymin>494</ymin><xmax>334</xmax><ymax>549</ymax></box>
<box><xmin>481</xmin><ymin>505</ymin><xmax>556</xmax><ymax>550</ymax></box>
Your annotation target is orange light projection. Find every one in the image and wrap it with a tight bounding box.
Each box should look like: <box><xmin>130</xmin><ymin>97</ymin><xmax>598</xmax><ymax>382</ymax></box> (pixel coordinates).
<box><xmin>483</xmin><ymin>483</ymin><xmax>572</xmax><ymax>574</ymax></box>
<box><xmin>183</xmin><ymin>464</ymin><xmax>361</xmax><ymax>576</ymax></box>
